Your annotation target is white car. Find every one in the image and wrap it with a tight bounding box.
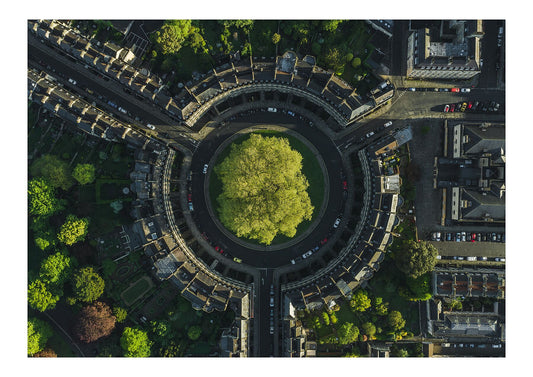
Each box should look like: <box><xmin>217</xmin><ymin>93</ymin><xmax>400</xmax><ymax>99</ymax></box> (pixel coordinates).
<box><xmin>333</xmin><ymin>218</ymin><xmax>341</xmax><ymax>228</ymax></box>
<box><xmin>460</xmin><ymin>88</ymin><xmax>471</xmax><ymax>93</ymax></box>
<box><xmin>302</xmin><ymin>250</ymin><xmax>313</xmax><ymax>259</ymax></box>
<box><xmin>366</xmin><ymin>131</ymin><xmax>375</xmax><ymax>138</ymax></box>
<box><xmin>146</xmin><ymin>123</ymin><xmax>155</xmax><ymax>130</ymax></box>
<box><xmin>384</xmin><ymin>121</ymin><xmax>393</xmax><ymax>128</ymax></box>
<box><xmin>68</xmin><ymin>78</ymin><xmax>77</xmax><ymax>85</ymax></box>
<box><xmin>202</xmin><ymin>164</ymin><xmax>208</xmax><ymax>174</ymax></box>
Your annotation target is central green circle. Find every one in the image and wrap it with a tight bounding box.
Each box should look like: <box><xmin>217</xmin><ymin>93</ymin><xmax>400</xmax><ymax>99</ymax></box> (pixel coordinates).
<box><xmin>208</xmin><ymin>130</ymin><xmax>325</xmax><ymax>246</ymax></box>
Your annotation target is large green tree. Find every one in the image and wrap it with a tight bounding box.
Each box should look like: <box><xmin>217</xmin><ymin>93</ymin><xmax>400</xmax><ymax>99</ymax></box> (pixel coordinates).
<box><xmin>30</xmin><ymin>154</ymin><xmax>74</xmax><ymax>191</ymax></box>
<box><xmin>28</xmin><ymin>317</ymin><xmax>54</xmax><ymax>356</ymax></box>
<box><xmin>28</xmin><ymin>279</ymin><xmax>61</xmax><ymax>312</ymax></box>
<box><xmin>350</xmin><ymin>289</ymin><xmax>371</xmax><ymax>312</ymax></box>
<box><xmin>387</xmin><ymin>310</ymin><xmax>406</xmax><ymax>332</ymax></box>
<box><xmin>57</xmin><ymin>215</ymin><xmax>89</xmax><ymax>246</ymax></box>
<box><xmin>120</xmin><ymin>327</ymin><xmax>152</xmax><ymax>357</ymax></box>
<box><xmin>39</xmin><ymin>251</ymin><xmax>74</xmax><ymax>285</ymax></box>
<box><xmin>337</xmin><ymin>322</ymin><xmax>360</xmax><ymax>345</ymax></box>
<box><xmin>215</xmin><ymin>134</ymin><xmax>314</xmax><ymax>245</ymax></box>
<box><xmin>394</xmin><ymin>240</ymin><xmax>438</xmax><ymax>279</ymax></box>
<box><xmin>152</xmin><ymin>20</ymin><xmax>193</xmax><ymax>55</ymax></box>
<box><xmin>28</xmin><ymin>178</ymin><xmax>63</xmax><ymax>217</ymax></box>
<box><xmin>72</xmin><ymin>163</ymin><xmax>95</xmax><ymax>185</ymax></box>
<box><xmin>71</xmin><ymin>267</ymin><xmax>105</xmax><ymax>303</ymax></box>
<box><xmin>187</xmin><ymin>325</ymin><xmax>202</xmax><ymax>341</ymax></box>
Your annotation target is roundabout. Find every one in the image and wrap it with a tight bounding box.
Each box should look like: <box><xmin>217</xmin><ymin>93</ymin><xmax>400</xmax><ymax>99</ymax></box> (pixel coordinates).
<box><xmin>186</xmin><ymin>110</ymin><xmax>347</xmax><ymax>269</ymax></box>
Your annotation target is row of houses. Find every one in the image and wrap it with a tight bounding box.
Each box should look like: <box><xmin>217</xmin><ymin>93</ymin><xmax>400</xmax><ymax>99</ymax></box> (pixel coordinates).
<box><xmin>281</xmin><ymin>129</ymin><xmax>412</xmax><ymax>320</ymax></box>
<box><xmin>29</xmin><ymin>19</ymin><xmax>395</xmax><ymax>129</ymax></box>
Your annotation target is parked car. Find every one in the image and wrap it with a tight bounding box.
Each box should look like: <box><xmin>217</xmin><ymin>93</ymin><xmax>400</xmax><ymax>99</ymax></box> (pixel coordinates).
<box><xmin>270</xmin><ymin>297</ymin><xmax>274</xmax><ymax>307</ymax></box>
<box><xmin>450</xmin><ymin>104</ymin><xmax>455</xmax><ymax>112</ymax></box>
<box><xmin>68</xmin><ymin>78</ymin><xmax>77</xmax><ymax>85</ymax></box>
<box><xmin>302</xmin><ymin>250</ymin><xmax>313</xmax><ymax>259</ymax></box>
<box><xmin>461</xmin><ymin>231</ymin><xmax>466</xmax><ymax>242</ymax></box>
<box><xmin>146</xmin><ymin>123</ymin><xmax>155</xmax><ymax>130</ymax></box>
<box><xmin>290</xmin><ymin>259</ymin><xmax>296</xmax><ymax>264</ymax></box>
<box><xmin>333</xmin><ymin>218</ymin><xmax>341</xmax><ymax>228</ymax></box>
<box><xmin>460</xmin><ymin>88</ymin><xmax>471</xmax><ymax>93</ymax></box>
<box><xmin>443</xmin><ymin>104</ymin><xmax>450</xmax><ymax>112</ymax></box>
<box><xmin>467</xmin><ymin>256</ymin><xmax>477</xmax><ymax>261</ymax></box>
<box><xmin>446</xmin><ymin>233</ymin><xmax>452</xmax><ymax>241</ymax></box>
<box><xmin>233</xmin><ymin>257</ymin><xmax>242</xmax><ymax>263</ymax></box>
<box><xmin>451</xmin><ymin>88</ymin><xmax>460</xmax><ymax>92</ymax></box>
<box><xmin>384</xmin><ymin>121</ymin><xmax>393</xmax><ymax>128</ymax></box>
<box><xmin>366</xmin><ymin>131</ymin><xmax>375</xmax><ymax>138</ymax></box>
<box><xmin>478</xmin><ymin>256</ymin><xmax>488</xmax><ymax>261</ymax></box>
<box><xmin>203</xmin><ymin>164</ymin><xmax>208</xmax><ymax>174</ymax></box>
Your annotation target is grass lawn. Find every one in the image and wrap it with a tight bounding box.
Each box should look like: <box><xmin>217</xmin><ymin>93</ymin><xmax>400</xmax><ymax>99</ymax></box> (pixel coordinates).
<box><xmin>208</xmin><ymin>130</ymin><xmax>325</xmax><ymax>245</ymax></box>
<box><xmin>120</xmin><ymin>276</ymin><xmax>154</xmax><ymax>307</ymax></box>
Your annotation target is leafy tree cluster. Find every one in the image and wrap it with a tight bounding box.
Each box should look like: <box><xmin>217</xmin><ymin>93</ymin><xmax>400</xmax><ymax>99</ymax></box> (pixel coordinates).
<box><xmin>394</xmin><ymin>240</ymin><xmax>438</xmax><ymax>279</ymax></box>
<box><xmin>120</xmin><ymin>327</ymin><xmax>152</xmax><ymax>357</ymax></box>
<box><xmin>57</xmin><ymin>215</ymin><xmax>89</xmax><ymax>246</ymax></box>
<box><xmin>70</xmin><ymin>266</ymin><xmax>105</xmax><ymax>304</ymax></box>
<box><xmin>74</xmin><ymin>301</ymin><xmax>116</xmax><ymax>343</ymax></box>
<box><xmin>28</xmin><ymin>317</ymin><xmax>54</xmax><ymax>356</ymax></box>
<box><xmin>215</xmin><ymin>134</ymin><xmax>314</xmax><ymax>245</ymax></box>
<box><xmin>30</xmin><ymin>154</ymin><xmax>74</xmax><ymax>191</ymax></box>
<box><xmin>72</xmin><ymin>163</ymin><xmax>95</xmax><ymax>185</ymax></box>
<box><xmin>28</xmin><ymin>178</ymin><xmax>63</xmax><ymax>218</ymax></box>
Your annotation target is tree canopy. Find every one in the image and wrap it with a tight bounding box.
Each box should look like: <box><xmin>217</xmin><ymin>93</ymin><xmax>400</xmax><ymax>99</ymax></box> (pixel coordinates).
<box><xmin>57</xmin><ymin>214</ymin><xmax>89</xmax><ymax>246</ymax></box>
<box><xmin>152</xmin><ymin>20</ymin><xmax>193</xmax><ymax>55</ymax></box>
<box><xmin>337</xmin><ymin>322</ymin><xmax>360</xmax><ymax>345</ymax></box>
<box><xmin>350</xmin><ymin>289</ymin><xmax>371</xmax><ymax>312</ymax></box>
<box><xmin>28</xmin><ymin>317</ymin><xmax>54</xmax><ymax>356</ymax></box>
<box><xmin>39</xmin><ymin>251</ymin><xmax>74</xmax><ymax>285</ymax></box>
<box><xmin>120</xmin><ymin>327</ymin><xmax>152</xmax><ymax>357</ymax></box>
<box><xmin>187</xmin><ymin>325</ymin><xmax>202</xmax><ymax>341</ymax></box>
<box><xmin>28</xmin><ymin>279</ymin><xmax>61</xmax><ymax>312</ymax></box>
<box><xmin>394</xmin><ymin>240</ymin><xmax>438</xmax><ymax>278</ymax></box>
<box><xmin>387</xmin><ymin>310</ymin><xmax>406</xmax><ymax>332</ymax></box>
<box><xmin>72</xmin><ymin>163</ymin><xmax>95</xmax><ymax>185</ymax></box>
<box><xmin>215</xmin><ymin>134</ymin><xmax>314</xmax><ymax>245</ymax></box>
<box><xmin>71</xmin><ymin>267</ymin><xmax>105</xmax><ymax>303</ymax></box>
<box><xmin>28</xmin><ymin>178</ymin><xmax>63</xmax><ymax>218</ymax></box>
<box><xmin>30</xmin><ymin>154</ymin><xmax>74</xmax><ymax>191</ymax></box>
<box><xmin>73</xmin><ymin>301</ymin><xmax>116</xmax><ymax>343</ymax></box>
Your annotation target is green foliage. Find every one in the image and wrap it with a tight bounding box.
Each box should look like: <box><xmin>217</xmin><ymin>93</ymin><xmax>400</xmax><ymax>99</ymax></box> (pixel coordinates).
<box><xmin>350</xmin><ymin>289</ymin><xmax>371</xmax><ymax>312</ymax></box>
<box><xmin>215</xmin><ymin>134</ymin><xmax>314</xmax><ymax>245</ymax></box>
<box><xmin>30</xmin><ymin>154</ymin><xmax>74</xmax><ymax>191</ymax></box>
<box><xmin>219</xmin><ymin>20</ymin><xmax>254</xmax><ymax>33</ymax></box>
<box><xmin>28</xmin><ymin>178</ymin><xmax>63</xmax><ymax>217</ymax></box>
<box><xmin>338</xmin><ymin>322</ymin><xmax>359</xmax><ymax>345</ymax></box>
<box><xmin>120</xmin><ymin>327</ymin><xmax>152</xmax><ymax>357</ymax></box>
<box><xmin>372</xmin><ymin>296</ymin><xmax>389</xmax><ymax>316</ymax></box>
<box><xmin>57</xmin><ymin>214</ymin><xmax>89</xmax><ymax>246</ymax></box>
<box><xmin>329</xmin><ymin>312</ymin><xmax>338</xmax><ymax>324</ymax></box>
<box><xmin>71</xmin><ymin>267</ymin><xmax>105</xmax><ymax>303</ymax></box>
<box><xmin>320</xmin><ymin>311</ymin><xmax>330</xmax><ymax>326</ymax></box>
<box><xmin>39</xmin><ymin>251</ymin><xmax>74</xmax><ymax>285</ymax></box>
<box><xmin>391</xmin><ymin>345</ymin><xmax>409</xmax><ymax>357</ymax></box>
<box><xmin>321</xmin><ymin>20</ymin><xmax>343</xmax><ymax>33</ymax></box>
<box><xmin>324</xmin><ymin>47</ymin><xmax>345</xmax><ymax>72</ymax></box>
<box><xmin>113</xmin><ymin>306</ymin><xmax>127</xmax><ymax>323</ymax></box>
<box><xmin>101</xmin><ymin>258</ymin><xmax>117</xmax><ymax>278</ymax></box>
<box><xmin>28</xmin><ymin>279</ymin><xmax>61</xmax><ymax>312</ymax></box>
<box><xmin>72</xmin><ymin>163</ymin><xmax>95</xmax><ymax>185</ymax></box>
<box><xmin>187</xmin><ymin>325</ymin><xmax>202</xmax><ymax>341</ymax></box>
<box><xmin>34</xmin><ymin>237</ymin><xmax>51</xmax><ymax>251</ymax></box>
<box><xmin>394</xmin><ymin>240</ymin><xmax>438</xmax><ymax>279</ymax></box>
<box><xmin>351</xmin><ymin>57</ymin><xmax>362</xmax><ymax>68</ymax></box>
<box><xmin>361</xmin><ymin>322</ymin><xmax>377</xmax><ymax>339</ymax></box>
<box><xmin>152</xmin><ymin>20</ymin><xmax>193</xmax><ymax>55</ymax></box>
<box><xmin>387</xmin><ymin>310</ymin><xmax>406</xmax><ymax>332</ymax></box>
<box><xmin>401</xmin><ymin>273</ymin><xmax>432</xmax><ymax>301</ymax></box>
<box><xmin>28</xmin><ymin>317</ymin><xmax>54</xmax><ymax>356</ymax></box>
<box><xmin>272</xmin><ymin>32</ymin><xmax>281</xmax><ymax>44</ymax></box>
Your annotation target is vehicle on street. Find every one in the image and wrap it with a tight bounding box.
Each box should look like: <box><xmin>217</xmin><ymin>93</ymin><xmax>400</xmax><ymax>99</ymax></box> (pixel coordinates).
<box><xmin>333</xmin><ymin>218</ymin><xmax>341</xmax><ymax>228</ymax></box>
<box><xmin>267</xmin><ymin>107</ymin><xmax>277</xmax><ymax>112</ymax></box>
<box><xmin>467</xmin><ymin>256</ymin><xmax>476</xmax><ymax>261</ymax></box>
<box><xmin>68</xmin><ymin>78</ymin><xmax>77</xmax><ymax>85</ymax></box>
<box><xmin>290</xmin><ymin>259</ymin><xmax>296</xmax><ymax>264</ymax></box>
<box><xmin>461</xmin><ymin>88</ymin><xmax>471</xmax><ymax>93</ymax></box>
<box><xmin>270</xmin><ymin>297</ymin><xmax>274</xmax><ymax>307</ymax></box>
<box><xmin>443</xmin><ymin>104</ymin><xmax>450</xmax><ymax>112</ymax></box>
<box><xmin>342</xmin><ymin>180</ymin><xmax>348</xmax><ymax>190</ymax></box>
<box><xmin>450</xmin><ymin>104</ymin><xmax>455</xmax><ymax>112</ymax></box>
<box><xmin>233</xmin><ymin>257</ymin><xmax>242</xmax><ymax>263</ymax></box>
<box><xmin>384</xmin><ymin>121</ymin><xmax>393</xmax><ymax>128</ymax></box>
<box><xmin>461</xmin><ymin>231</ymin><xmax>466</xmax><ymax>242</ymax></box>
<box><xmin>478</xmin><ymin>256</ymin><xmax>488</xmax><ymax>261</ymax></box>
<box><xmin>451</xmin><ymin>88</ymin><xmax>460</xmax><ymax>92</ymax></box>
<box><xmin>203</xmin><ymin>164</ymin><xmax>208</xmax><ymax>174</ymax></box>
<box><xmin>188</xmin><ymin>202</ymin><xmax>194</xmax><ymax>211</ymax></box>
<box><xmin>302</xmin><ymin>250</ymin><xmax>313</xmax><ymax>259</ymax></box>
<box><xmin>366</xmin><ymin>131</ymin><xmax>375</xmax><ymax>138</ymax></box>
<box><xmin>146</xmin><ymin>123</ymin><xmax>155</xmax><ymax>130</ymax></box>
<box><xmin>408</xmin><ymin>87</ymin><xmax>416</xmax><ymax>91</ymax></box>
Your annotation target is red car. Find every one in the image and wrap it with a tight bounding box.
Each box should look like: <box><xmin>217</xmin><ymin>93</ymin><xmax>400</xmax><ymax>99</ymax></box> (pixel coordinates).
<box><xmin>471</xmin><ymin>233</ymin><xmax>476</xmax><ymax>242</ymax></box>
<box><xmin>320</xmin><ymin>237</ymin><xmax>328</xmax><ymax>245</ymax></box>
<box><xmin>444</xmin><ymin>104</ymin><xmax>450</xmax><ymax>112</ymax></box>
<box><xmin>342</xmin><ymin>180</ymin><xmax>348</xmax><ymax>190</ymax></box>
<box><xmin>450</xmin><ymin>104</ymin><xmax>455</xmax><ymax>112</ymax></box>
<box><xmin>451</xmin><ymin>88</ymin><xmax>460</xmax><ymax>92</ymax></box>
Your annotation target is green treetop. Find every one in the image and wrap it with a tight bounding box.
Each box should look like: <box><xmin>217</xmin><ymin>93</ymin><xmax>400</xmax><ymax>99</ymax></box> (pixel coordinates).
<box><xmin>30</xmin><ymin>154</ymin><xmax>74</xmax><ymax>191</ymax></box>
<box><xmin>394</xmin><ymin>240</ymin><xmax>438</xmax><ymax>279</ymax></box>
<box><xmin>350</xmin><ymin>289</ymin><xmax>371</xmax><ymax>312</ymax></box>
<box><xmin>71</xmin><ymin>266</ymin><xmax>105</xmax><ymax>303</ymax></box>
<box><xmin>28</xmin><ymin>178</ymin><xmax>63</xmax><ymax>218</ymax></box>
<box><xmin>28</xmin><ymin>279</ymin><xmax>61</xmax><ymax>312</ymax></box>
<box><xmin>28</xmin><ymin>317</ymin><xmax>54</xmax><ymax>356</ymax></box>
<box><xmin>39</xmin><ymin>251</ymin><xmax>74</xmax><ymax>285</ymax></box>
<box><xmin>57</xmin><ymin>214</ymin><xmax>89</xmax><ymax>246</ymax></box>
<box><xmin>152</xmin><ymin>20</ymin><xmax>193</xmax><ymax>55</ymax></box>
<box><xmin>72</xmin><ymin>163</ymin><xmax>96</xmax><ymax>185</ymax></box>
<box><xmin>215</xmin><ymin>134</ymin><xmax>314</xmax><ymax>245</ymax></box>
<box><xmin>120</xmin><ymin>327</ymin><xmax>152</xmax><ymax>357</ymax></box>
